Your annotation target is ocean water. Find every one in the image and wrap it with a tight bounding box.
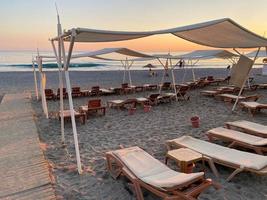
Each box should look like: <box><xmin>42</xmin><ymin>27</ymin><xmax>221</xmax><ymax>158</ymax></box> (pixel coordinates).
<box><xmin>0</xmin><ymin>50</ymin><xmax>263</xmax><ymax>72</ymax></box>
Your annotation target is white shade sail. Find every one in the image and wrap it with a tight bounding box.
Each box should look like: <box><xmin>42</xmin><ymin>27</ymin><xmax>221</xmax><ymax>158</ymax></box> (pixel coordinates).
<box><xmin>53</xmin><ymin>18</ymin><xmax>267</xmax><ymax>48</ymax></box>
<box><xmin>72</xmin><ymin>47</ymin><xmax>153</xmax><ymax>59</ymax></box>
<box><xmin>176</xmin><ymin>50</ymin><xmax>238</xmax><ymax>60</ymax></box>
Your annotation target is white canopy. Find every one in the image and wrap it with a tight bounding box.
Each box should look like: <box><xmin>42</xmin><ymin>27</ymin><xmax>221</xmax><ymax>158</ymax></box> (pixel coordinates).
<box><xmin>52</xmin><ymin>18</ymin><xmax>267</xmax><ymax>48</ymax></box>
<box><xmin>246</xmin><ymin>50</ymin><xmax>267</xmax><ymax>58</ymax></box>
<box><xmin>176</xmin><ymin>50</ymin><xmax>238</xmax><ymax>60</ymax></box>
<box><xmin>72</xmin><ymin>47</ymin><xmax>152</xmax><ymax>59</ymax></box>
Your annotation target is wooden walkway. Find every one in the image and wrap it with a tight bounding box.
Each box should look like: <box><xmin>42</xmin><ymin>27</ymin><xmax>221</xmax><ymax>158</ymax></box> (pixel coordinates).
<box><xmin>0</xmin><ymin>93</ymin><xmax>56</xmax><ymax>200</ymax></box>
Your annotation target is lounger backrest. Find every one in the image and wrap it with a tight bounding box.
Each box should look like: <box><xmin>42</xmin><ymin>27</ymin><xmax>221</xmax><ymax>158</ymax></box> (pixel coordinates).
<box><xmin>72</xmin><ymin>87</ymin><xmax>80</xmax><ymax>92</ymax></box>
<box><xmin>57</xmin><ymin>88</ymin><xmax>66</xmax><ymax>94</ymax></box>
<box><xmin>91</xmin><ymin>86</ymin><xmax>100</xmax><ymax>91</ymax></box>
<box><xmin>207</xmin><ymin>76</ymin><xmax>214</xmax><ymax>81</ymax></box>
<box><xmin>122</xmin><ymin>83</ymin><xmax>129</xmax><ymax>88</ymax></box>
<box><xmin>177</xmin><ymin>86</ymin><xmax>189</xmax><ymax>95</ymax></box>
<box><xmin>45</xmin><ymin>89</ymin><xmax>53</xmax><ymax>95</ymax></box>
<box><xmin>162</xmin><ymin>82</ymin><xmax>171</xmax><ymax>87</ymax></box>
<box><xmin>88</xmin><ymin>99</ymin><xmax>101</xmax><ymax>108</ymax></box>
<box><xmin>171</xmin><ymin>136</ymin><xmax>267</xmax><ymax>170</ymax></box>
<box><xmin>149</xmin><ymin>93</ymin><xmax>160</xmax><ymax>100</ymax></box>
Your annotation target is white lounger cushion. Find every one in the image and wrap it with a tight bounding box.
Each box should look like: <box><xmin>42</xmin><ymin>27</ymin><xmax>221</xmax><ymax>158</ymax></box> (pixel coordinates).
<box><xmin>170</xmin><ymin>136</ymin><xmax>267</xmax><ymax>170</ymax></box>
<box><xmin>240</xmin><ymin>102</ymin><xmax>267</xmax><ymax>108</ymax></box>
<box><xmin>226</xmin><ymin>120</ymin><xmax>267</xmax><ymax>137</ymax></box>
<box><xmin>218</xmin><ymin>94</ymin><xmax>245</xmax><ymax>99</ymax></box>
<box><xmin>109</xmin><ymin>100</ymin><xmax>124</xmax><ymax>104</ymax></box>
<box><xmin>136</xmin><ymin>97</ymin><xmax>148</xmax><ymax>102</ymax></box>
<box><xmin>113</xmin><ymin>146</ymin><xmax>204</xmax><ymax>189</ymax></box>
<box><xmin>201</xmin><ymin>90</ymin><xmax>218</xmax><ymax>94</ymax></box>
<box><xmin>208</xmin><ymin>127</ymin><xmax>267</xmax><ymax>146</ymax></box>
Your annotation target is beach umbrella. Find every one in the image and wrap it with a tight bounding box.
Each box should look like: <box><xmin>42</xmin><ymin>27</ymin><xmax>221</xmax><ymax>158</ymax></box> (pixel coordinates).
<box><xmin>143</xmin><ymin>63</ymin><xmax>157</xmax><ymax>68</ymax></box>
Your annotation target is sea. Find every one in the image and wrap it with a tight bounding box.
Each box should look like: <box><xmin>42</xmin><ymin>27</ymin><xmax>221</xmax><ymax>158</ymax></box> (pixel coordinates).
<box><xmin>0</xmin><ymin>50</ymin><xmax>264</xmax><ymax>72</ymax></box>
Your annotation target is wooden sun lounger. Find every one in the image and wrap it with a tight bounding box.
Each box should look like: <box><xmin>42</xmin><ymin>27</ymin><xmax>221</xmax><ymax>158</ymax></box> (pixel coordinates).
<box><xmin>106</xmin><ymin>146</ymin><xmax>219</xmax><ymax>200</ymax></box>
<box><xmin>239</xmin><ymin>101</ymin><xmax>267</xmax><ymax>115</ymax></box>
<box><xmin>58</xmin><ymin>110</ymin><xmax>86</xmax><ymax>124</ymax></box>
<box><xmin>143</xmin><ymin>84</ymin><xmax>158</xmax><ymax>91</ymax></box>
<box><xmin>160</xmin><ymin>82</ymin><xmax>171</xmax><ymax>90</ymax></box>
<box><xmin>200</xmin><ymin>87</ymin><xmax>239</xmax><ymax>97</ymax></box>
<box><xmin>225</xmin><ymin>120</ymin><xmax>267</xmax><ymax>138</ymax></box>
<box><xmin>100</xmin><ymin>88</ymin><xmax>114</xmax><ymax>95</ymax></box>
<box><xmin>176</xmin><ymin>85</ymin><xmax>190</xmax><ymax>100</ymax></box>
<box><xmin>56</xmin><ymin>88</ymin><xmax>67</xmax><ymax>99</ymax></box>
<box><xmin>107</xmin><ymin>99</ymin><xmax>137</xmax><ymax>109</ymax></box>
<box><xmin>136</xmin><ymin>97</ymin><xmax>150</xmax><ymax>106</ymax></box>
<box><xmin>79</xmin><ymin>99</ymin><xmax>106</xmax><ymax>117</ymax></box>
<box><xmin>215</xmin><ymin>93</ymin><xmax>260</xmax><ymax>103</ymax></box>
<box><xmin>158</xmin><ymin>93</ymin><xmax>176</xmax><ymax>103</ymax></box>
<box><xmin>206</xmin><ymin>127</ymin><xmax>267</xmax><ymax>155</ymax></box>
<box><xmin>71</xmin><ymin>87</ymin><xmax>82</xmax><ymax>97</ymax></box>
<box><xmin>166</xmin><ymin>136</ymin><xmax>267</xmax><ymax>181</ymax></box>
<box><xmin>45</xmin><ymin>89</ymin><xmax>56</xmax><ymax>100</ymax></box>
<box><xmin>146</xmin><ymin>93</ymin><xmax>160</xmax><ymax>105</ymax></box>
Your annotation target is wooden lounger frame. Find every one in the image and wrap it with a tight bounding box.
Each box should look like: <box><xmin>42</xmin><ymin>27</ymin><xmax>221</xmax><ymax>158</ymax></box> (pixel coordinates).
<box><xmin>239</xmin><ymin>102</ymin><xmax>267</xmax><ymax>116</ymax></box>
<box><xmin>206</xmin><ymin>131</ymin><xmax>267</xmax><ymax>155</ymax></box>
<box><xmin>106</xmin><ymin>151</ymin><xmax>219</xmax><ymax>200</ymax></box>
<box><xmin>166</xmin><ymin>140</ymin><xmax>267</xmax><ymax>182</ymax></box>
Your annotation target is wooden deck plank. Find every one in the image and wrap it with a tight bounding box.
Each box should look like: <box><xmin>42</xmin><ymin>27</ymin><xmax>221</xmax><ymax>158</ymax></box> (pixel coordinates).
<box><xmin>0</xmin><ymin>93</ymin><xmax>56</xmax><ymax>200</ymax></box>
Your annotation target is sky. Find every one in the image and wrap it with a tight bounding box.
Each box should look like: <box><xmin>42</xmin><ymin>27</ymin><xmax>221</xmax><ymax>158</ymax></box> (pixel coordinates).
<box><xmin>0</xmin><ymin>0</ymin><xmax>267</xmax><ymax>52</ymax></box>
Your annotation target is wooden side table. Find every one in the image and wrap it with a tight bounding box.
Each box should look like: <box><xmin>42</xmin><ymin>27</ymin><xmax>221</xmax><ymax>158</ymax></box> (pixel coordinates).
<box><xmin>165</xmin><ymin>148</ymin><xmax>204</xmax><ymax>173</ymax></box>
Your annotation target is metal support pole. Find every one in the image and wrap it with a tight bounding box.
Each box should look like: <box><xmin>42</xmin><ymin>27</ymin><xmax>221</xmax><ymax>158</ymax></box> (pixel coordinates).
<box><xmin>232</xmin><ymin>47</ymin><xmax>261</xmax><ymax>111</ymax></box>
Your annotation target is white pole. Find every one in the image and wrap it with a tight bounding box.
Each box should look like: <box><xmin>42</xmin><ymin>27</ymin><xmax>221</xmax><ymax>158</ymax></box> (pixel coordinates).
<box><xmin>51</xmin><ymin>40</ymin><xmax>65</xmax><ymax>144</ymax></box>
<box><xmin>170</xmin><ymin>59</ymin><xmax>178</xmax><ymax>101</ymax></box>
<box><xmin>128</xmin><ymin>60</ymin><xmax>134</xmax><ymax>86</ymax></box>
<box><xmin>191</xmin><ymin>60</ymin><xmax>196</xmax><ymax>81</ymax></box>
<box><xmin>37</xmin><ymin>58</ymin><xmax>45</xmax><ymax>112</ymax></box>
<box><xmin>121</xmin><ymin>61</ymin><xmax>126</xmax><ymax>83</ymax></box>
<box><xmin>38</xmin><ymin>57</ymin><xmax>49</xmax><ymax>118</ymax></box>
<box><xmin>32</xmin><ymin>60</ymin><xmax>39</xmax><ymax>100</ymax></box>
<box><xmin>182</xmin><ymin>60</ymin><xmax>188</xmax><ymax>83</ymax></box>
<box><xmin>56</xmin><ymin>14</ymin><xmax>65</xmax><ymax>144</ymax></box>
<box><xmin>157</xmin><ymin>58</ymin><xmax>166</xmax><ymax>94</ymax></box>
<box><xmin>232</xmin><ymin>47</ymin><xmax>261</xmax><ymax>111</ymax></box>
<box><xmin>60</xmin><ymin>31</ymin><xmax>83</xmax><ymax>174</ymax></box>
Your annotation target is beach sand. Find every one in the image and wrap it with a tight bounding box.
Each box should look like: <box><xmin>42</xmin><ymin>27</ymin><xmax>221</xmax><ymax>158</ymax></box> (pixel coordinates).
<box><xmin>2</xmin><ymin>68</ymin><xmax>267</xmax><ymax>199</ymax></box>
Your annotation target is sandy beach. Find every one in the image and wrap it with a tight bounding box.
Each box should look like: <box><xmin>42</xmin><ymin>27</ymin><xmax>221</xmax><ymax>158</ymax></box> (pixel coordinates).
<box><xmin>1</xmin><ymin>68</ymin><xmax>261</xmax><ymax>199</ymax></box>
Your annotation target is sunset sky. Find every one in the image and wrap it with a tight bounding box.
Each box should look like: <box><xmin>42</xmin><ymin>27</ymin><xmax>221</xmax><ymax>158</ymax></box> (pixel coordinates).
<box><xmin>0</xmin><ymin>0</ymin><xmax>267</xmax><ymax>52</ymax></box>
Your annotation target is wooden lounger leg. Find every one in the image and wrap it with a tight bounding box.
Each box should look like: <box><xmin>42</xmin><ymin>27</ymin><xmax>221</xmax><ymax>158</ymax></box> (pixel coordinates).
<box><xmin>186</xmin><ymin>179</ymin><xmax>221</xmax><ymax>198</ymax></box>
<box><xmin>122</xmin><ymin>168</ymin><xmax>144</xmax><ymax>200</ymax></box>
<box><xmin>228</xmin><ymin>141</ymin><xmax>236</xmax><ymax>148</ymax></box>
<box><xmin>204</xmin><ymin>156</ymin><xmax>219</xmax><ymax>178</ymax></box>
<box><xmin>226</xmin><ymin>168</ymin><xmax>243</xmax><ymax>182</ymax></box>
<box><xmin>105</xmin><ymin>153</ymin><xmax>122</xmax><ymax>179</ymax></box>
